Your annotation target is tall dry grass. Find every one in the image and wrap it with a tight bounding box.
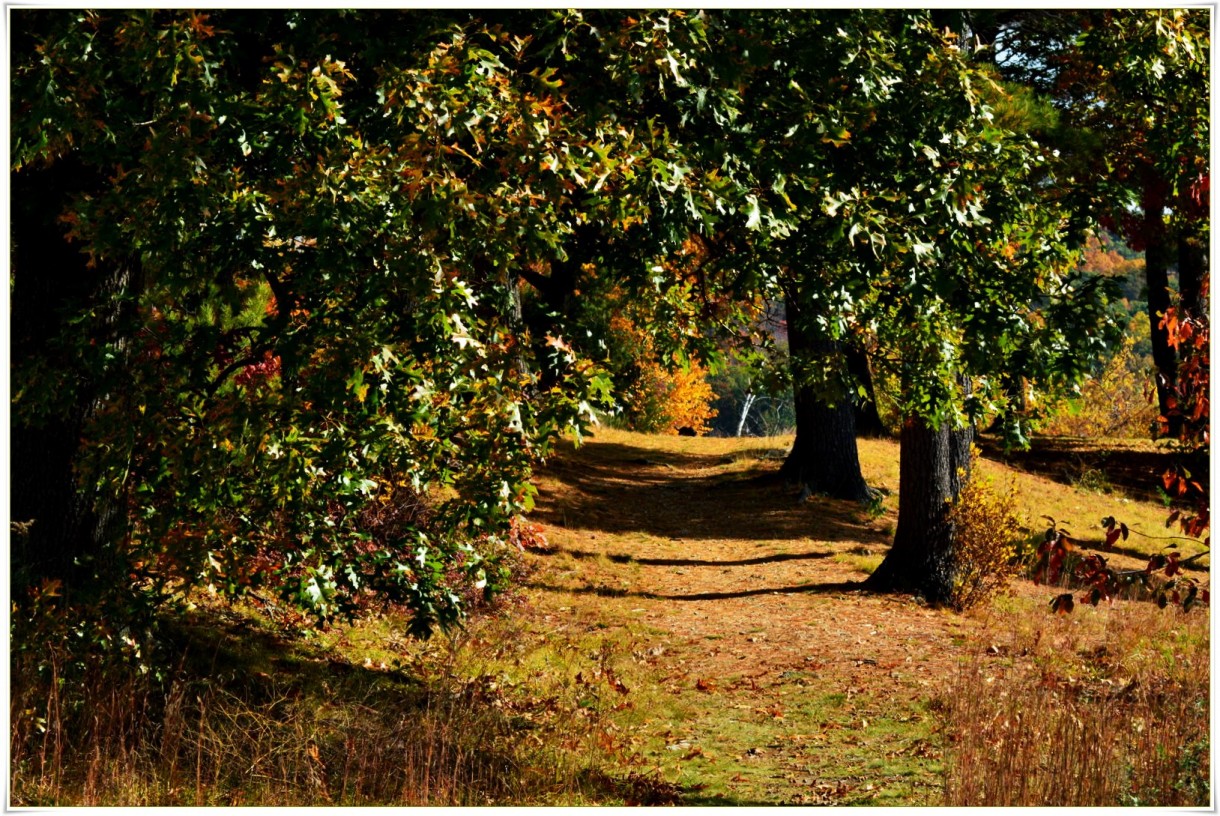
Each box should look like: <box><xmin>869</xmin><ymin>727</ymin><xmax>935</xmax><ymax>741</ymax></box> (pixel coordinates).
<box><xmin>942</xmin><ymin>600</ymin><xmax>1210</xmax><ymax>806</ymax></box>
<box><xmin>9</xmin><ymin>632</ymin><xmax>596</xmax><ymax>806</ymax></box>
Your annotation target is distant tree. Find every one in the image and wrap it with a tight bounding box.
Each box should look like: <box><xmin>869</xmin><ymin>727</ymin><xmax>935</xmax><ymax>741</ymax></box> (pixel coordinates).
<box><xmin>973</xmin><ymin>10</ymin><xmax>1209</xmax><ymax>438</ymax></box>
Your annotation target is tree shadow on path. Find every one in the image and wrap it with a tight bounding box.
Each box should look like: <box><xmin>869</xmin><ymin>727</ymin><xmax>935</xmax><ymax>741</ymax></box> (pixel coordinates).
<box><xmin>527</xmin><ymin>578</ymin><xmax>866</xmax><ymax>602</ymax></box>
<box><xmin>534</xmin><ymin>441</ymin><xmax>888</xmax><ymax>546</ymax></box>
<box><xmin>530</xmin><ymin>545</ymin><xmax>839</xmax><ymax>568</ymax></box>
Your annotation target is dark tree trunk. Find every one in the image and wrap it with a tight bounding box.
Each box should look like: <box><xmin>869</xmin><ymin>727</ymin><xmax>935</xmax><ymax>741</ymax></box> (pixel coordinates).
<box><xmin>864</xmin><ymin>414</ymin><xmax>973</xmax><ymax>603</ymax></box>
<box><xmin>845</xmin><ymin>339</ymin><xmax>887</xmax><ymax>437</ymax></box>
<box><xmin>1143</xmin><ymin>190</ymin><xmax>1181</xmax><ymax>438</ymax></box>
<box><xmin>778</xmin><ymin>297</ymin><xmax>871</xmax><ymax>501</ymax></box>
<box><xmin>1177</xmin><ymin>220</ymin><xmax>1206</xmax><ymax>320</ymax></box>
<box><xmin>10</xmin><ymin>160</ymin><xmax>133</xmax><ymax>594</ymax></box>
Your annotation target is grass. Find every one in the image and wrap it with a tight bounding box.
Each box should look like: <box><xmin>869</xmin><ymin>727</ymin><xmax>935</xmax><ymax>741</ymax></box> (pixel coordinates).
<box><xmin>9</xmin><ymin>607</ymin><xmax>616</xmax><ymax>806</ymax></box>
<box><xmin>10</xmin><ymin>427</ymin><xmax>1209</xmax><ymax>806</ymax></box>
<box><xmin>944</xmin><ymin>595</ymin><xmax>1210</xmax><ymax>806</ymax></box>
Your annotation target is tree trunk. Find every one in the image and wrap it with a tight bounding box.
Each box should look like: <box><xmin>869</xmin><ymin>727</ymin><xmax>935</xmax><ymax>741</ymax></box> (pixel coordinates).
<box><xmin>1143</xmin><ymin>185</ymin><xmax>1181</xmax><ymax>438</ymax></box>
<box><xmin>736</xmin><ymin>392</ymin><xmax>757</xmax><ymax>436</ymax></box>
<box><xmin>845</xmin><ymin>339</ymin><xmax>887</xmax><ymax>437</ymax></box>
<box><xmin>864</xmin><ymin>414</ymin><xmax>973</xmax><ymax>602</ymax></box>
<box><xmin>778</xmin><ymin>297</ymin><xmax>871</xmax><ymax>501</ymax></box>
<box><xmin>1177</xmin><ymin>220</ymin><xmax>1206</xmax><ymax>320</ymax></box>
<box><xmin>10</xmin><ymin>160</ymin><xmax>133</xmax><ymax>594</ymax></box>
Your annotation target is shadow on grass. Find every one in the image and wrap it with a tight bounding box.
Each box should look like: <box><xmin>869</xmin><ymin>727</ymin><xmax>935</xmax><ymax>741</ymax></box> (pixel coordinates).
<box><xmin>976</xmin><ymin>434</ymin><xmax>1185</xmax><ymax>503</ymax></box>
<box><xmin>527</xmin><ymin>578</ymin><xmax>865</xmax><ymax>602</ymax></box>
<box><xmin>535</xmin><ymin>442</ymin><xmax>886</xmax><ymax>545</ymax></box>
<box><xmin>531</xmin><ymin>545</ymin><xmax>838</xmax><ymax>568</ymax></box>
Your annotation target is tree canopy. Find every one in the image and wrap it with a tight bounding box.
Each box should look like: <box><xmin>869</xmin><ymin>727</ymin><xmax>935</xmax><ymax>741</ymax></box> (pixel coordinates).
<box><xmin>9</xmin><ymin>9</ymin><xmax>1207</xmax><ymax>635</ymax></box>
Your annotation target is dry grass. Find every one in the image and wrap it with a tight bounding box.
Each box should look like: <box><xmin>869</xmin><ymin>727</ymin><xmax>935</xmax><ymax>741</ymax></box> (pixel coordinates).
<box><xmin>8</xmin><ymin>611</ymin><xmax>608</xmax><ymax>807</ymax></box>
<box><xmin>943</xmin><ymin>596</ymin><xmax>1210</xmax><ymax>806</ymax></box>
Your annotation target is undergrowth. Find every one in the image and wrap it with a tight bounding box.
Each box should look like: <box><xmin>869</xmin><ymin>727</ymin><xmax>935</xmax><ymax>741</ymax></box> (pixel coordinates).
<box><xmin>8</xmin><ymin>596</ymin><xmax>625</xmax><ymax>807</ymax></box>
<box><xmin>947</xmin><ymin>449</ymin><xmax>1024</xmax><ymax>611</ymax></box>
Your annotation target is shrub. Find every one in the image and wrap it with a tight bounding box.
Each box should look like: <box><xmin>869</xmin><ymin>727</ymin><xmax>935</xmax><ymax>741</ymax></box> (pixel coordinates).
<box><xmin>948</xmin><ymin>453</ymin><xmax>1024</xmax><ymax>610</ymax></box>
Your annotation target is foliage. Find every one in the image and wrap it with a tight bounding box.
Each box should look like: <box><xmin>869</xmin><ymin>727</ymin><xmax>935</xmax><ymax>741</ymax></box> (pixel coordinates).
<box><xmin>1157</xmin><ymin>274</ymin><xmax>1210</xmax><ymax>539</ymax></box>
<box><xmin>945</xmin><ymin>450</ymin><xmax>1023</xmax><ymax>611</ymax></box>
<box><xmin>1078</xmin><ymin>232</ymin><xmax>1146</xmax><ymax>303</ymax></box>
<box><xmin>9</xmin><ymin>10</ymin><xmax>745</xmax><ymax>637</ymax></box>
<box><xmin>596</xmin><ymin>289</ymin><xmax>718</xmax><ymax>436</ymax></box>
<box><xmin>1035</xmin><ymin>516</ymin><xmax>1208</xmax><ymax>614</ymax></box>
<box><xmin>1073</xmin><ymin>11</ymin><xmax>1210</xmax><ymax>232</ymax></box>
<box><xmin>618</xmin><ymin>351</ymin><xmax>717</xmax><ymax>436</ymax></box>
<box><xmin>1039</xmin><ymin>315</ymin><xmax>1158</xmax><ymax>438</ymax></box>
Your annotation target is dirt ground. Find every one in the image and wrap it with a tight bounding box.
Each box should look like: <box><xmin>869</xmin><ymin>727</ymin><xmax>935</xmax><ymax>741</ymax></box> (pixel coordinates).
<box><xmin>507</xmin><ymin>428</ymin><xmax>1207</xmax><ymax>804</ymax></box>
<box><xmin>529</xmin><ymin>436</ymin><xmax>971</xmax><ymax>682</ymax></box>
<box><xmin>517</xmin><ymin>432</ymin><xmax>967</xmax><ymax>803</ymax></box>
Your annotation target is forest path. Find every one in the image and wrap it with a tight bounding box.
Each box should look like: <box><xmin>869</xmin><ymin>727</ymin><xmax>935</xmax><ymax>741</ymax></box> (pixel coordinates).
<box><xmin>522</xmin><ymin>428</ymin><xmax>974</xmax><ymax>804</ymax></box>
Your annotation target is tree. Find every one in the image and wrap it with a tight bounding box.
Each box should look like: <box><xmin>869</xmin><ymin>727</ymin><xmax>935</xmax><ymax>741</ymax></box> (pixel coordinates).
<box><xmin>976</xmin><ymin>10</ymin><xmax>1209</xmax><ymax>438</ymax></box>
<box><xmin>745</xmin><ymin>15</ymin><xmax>1119</xmax><ymax>601</ymax></box>
<box><xmin>9</xmin><ymin>9</ymin><xmax>746</xmax><ymax>635</ymax></box>
<box><xmin>604</xmin><ymin>11</ymin><xmax>1122</xmax><ymax>596</ymax></box>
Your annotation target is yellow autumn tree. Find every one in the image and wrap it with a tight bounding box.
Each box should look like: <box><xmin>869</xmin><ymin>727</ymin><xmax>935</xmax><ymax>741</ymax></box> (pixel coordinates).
<box><xmin>608</xmin><ymin>311</ymin><xmax>718</xmax><ymax>434</ymax></box>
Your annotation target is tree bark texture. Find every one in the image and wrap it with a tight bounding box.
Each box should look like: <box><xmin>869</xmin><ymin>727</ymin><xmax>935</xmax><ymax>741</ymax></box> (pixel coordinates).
<box><xmin>778</xmin><ymin>297</ymin><xmax>871</xmax><ymax>501</ymax></box>
<box><xmin>865</xmin><ymin>414</ymin><xmax>973</xmax><ymax>602</ymax></box>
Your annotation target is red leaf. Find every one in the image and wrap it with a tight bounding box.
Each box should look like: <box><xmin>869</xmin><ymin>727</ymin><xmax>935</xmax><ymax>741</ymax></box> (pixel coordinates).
<box><xmin>1050</xmin><ymin>593</ymin><xmax>1075</xmax><ymax>615</ymax></box>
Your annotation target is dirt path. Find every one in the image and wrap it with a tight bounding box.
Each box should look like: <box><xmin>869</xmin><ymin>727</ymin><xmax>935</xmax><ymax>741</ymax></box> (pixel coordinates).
<box><xmin>520</xmin><ymin>429</ymin><xmax>980</xmax><ymax>804</ymax></box>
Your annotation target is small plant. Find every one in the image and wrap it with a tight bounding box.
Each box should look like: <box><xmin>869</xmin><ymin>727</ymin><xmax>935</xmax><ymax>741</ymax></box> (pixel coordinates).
<box><xmin>1073</xmin><ymin>467</ymin><xmax>1113</xmax><ymax>495</ymax></box>
<box><xmin>946</xmin><ymin>450</ymin><xmax>1023</xmax><ymax>611</ymax></box>
<box><xmin>863</xmin><ymin>489</ymin><xmax>887</xmax><ymax>520</ymax></box>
